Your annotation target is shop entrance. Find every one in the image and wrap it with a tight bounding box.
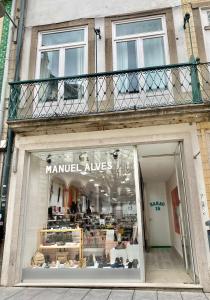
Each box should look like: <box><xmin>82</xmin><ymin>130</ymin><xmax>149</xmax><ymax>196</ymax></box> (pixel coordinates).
<box><xmin>138</xmin><ymin>142</ymin><xmax>196</xmax><ymax>284</ymax></box>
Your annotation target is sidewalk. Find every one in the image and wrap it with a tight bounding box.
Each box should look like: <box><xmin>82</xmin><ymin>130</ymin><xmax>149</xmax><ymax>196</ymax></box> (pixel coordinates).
<box><xmin>0</xmin><ymin>288</ymin><xmax>209</xmax><ymax>300</ymax></box>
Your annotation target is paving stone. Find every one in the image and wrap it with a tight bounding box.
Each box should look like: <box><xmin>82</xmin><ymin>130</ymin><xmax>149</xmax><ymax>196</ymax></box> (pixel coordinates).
<box><xmin>134</xmin><ymin>290</ymin><xmax>157</xmax><ymax>300</ymax></box>
<box><xmin>83</xmin><ymin>289</ymin><xmax>111</xmax><ymax>300</ymax></box>
<box><xmin>58</xmin><ymin>288</ymin><xmax>90</xmax><ymax>300</ymax></box>
<box><xmin>108</xmin><ymin>289</ymin><xmax>134</xmax><ymax>300</ymax></box>
<box><xmin>7</xmin><ymin>288</ymin><xmax>51</xmax><ymax>300</ymax></box>
<box><xmin>158</xmin><ymin>291</ymin><xmax>182</xmax><ymax>300</ymax></box>
<box><xmin>28</xmin><ymin>288</ymin><xmax>69</xmax><ymax>300</ymax></box>
<box><xmin>0</xmin><ymin>287</ymin><xmax>24</xmax><ymax>300</ymax></box>
<box><xmin>181</xmin><ymin>292</ymin><xmax>207</xmax><ymax>300</ymax></box>
<box><xmin>45</xmin><ymin>288</ymin><xmax>70</xmax><ymax>293</ymax></box>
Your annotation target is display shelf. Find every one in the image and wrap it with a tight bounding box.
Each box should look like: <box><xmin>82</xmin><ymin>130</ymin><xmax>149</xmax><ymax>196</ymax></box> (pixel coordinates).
<box><xmin>39</xmin><ymin>243</ymin><xmax>81</xmax><ymax>249</ymax></box>
<box><xmin>40</xmin><ymin>228</ymin><xmax>81</xmax><ymax>232</ymax></box>
<box><xmin>38</xmin><ymin>228</ymin><xmax>83</xmax><ymax>263</ymax></box>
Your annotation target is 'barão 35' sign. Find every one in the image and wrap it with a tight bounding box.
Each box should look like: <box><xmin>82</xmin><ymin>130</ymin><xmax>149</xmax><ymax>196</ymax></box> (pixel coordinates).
<box><xmin>46</xmin><ymin>162</ymin><xmax>113</xmax><ymax>174</ymax></box>
<box><xmin>150</xmin><ymin>201</ymin><xmax>165</xmax><ymax>211</ymax></box>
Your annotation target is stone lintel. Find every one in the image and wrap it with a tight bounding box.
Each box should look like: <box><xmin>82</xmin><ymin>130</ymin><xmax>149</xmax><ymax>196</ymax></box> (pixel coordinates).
<box><xmin>7</xmin><ymin>104</ymin><xmax>210</xmax><ymax>136</ymax></box>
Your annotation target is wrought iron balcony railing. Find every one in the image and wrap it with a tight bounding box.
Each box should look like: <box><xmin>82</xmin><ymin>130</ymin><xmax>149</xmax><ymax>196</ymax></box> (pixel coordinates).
<box><xmin>8</xmin><ymin>62</ymin><xmax>210</xmax><ymax>121</ymax></box>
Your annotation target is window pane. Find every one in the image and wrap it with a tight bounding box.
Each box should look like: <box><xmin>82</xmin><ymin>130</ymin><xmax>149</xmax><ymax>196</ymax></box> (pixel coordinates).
<box><xmin>64</xmin><ymin>47</ymin><xmax>84</xmax><ymax>100</ymax></box>
<box><xmin>40</xmin><ymin>51</ymin><xmax>59</xmax><ymax>79</ymax></box>
<box><xmin>117</xmin><ymin>41</ymin><xmax>138</xmax><ymax>93</ymax></box>
<box><xmin>65</xmin><ymin>47</ymin><xmax>84</xmax><ymax>76</ymax></box>
<box><xmin>117</xmin><ymin>41</ymin><xmax>137</xmax><ymax>70</ymax></box>
<box><xmin>39</xmin><ymin>51</ymin><xmax>59</xmax><ymax>102</ymax></box>
<box><xmin>116</xmin><ymin>19</ymin><xmax>162</xmax><ymax>37</ymax></box>
<box><xmin>143</xmin><ymin>37</ymin><xmax>165</xmax><ymax>67</ymax></box>
<box><xmin>42</xmin><ymin>30</ymin><xmax>84</xmax><ymax>46</ymax></box>
<box><xmin>143</xmin><ymin>37</ymin><xmax>166</xmax><ymax>90</ymax></box>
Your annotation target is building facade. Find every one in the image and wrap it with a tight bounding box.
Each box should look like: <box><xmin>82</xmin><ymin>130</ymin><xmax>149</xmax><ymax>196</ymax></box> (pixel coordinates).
<box><xmin>1</xmin><ymin>0</ymin><xmax>210</xmax><ymax>291</ymax></box>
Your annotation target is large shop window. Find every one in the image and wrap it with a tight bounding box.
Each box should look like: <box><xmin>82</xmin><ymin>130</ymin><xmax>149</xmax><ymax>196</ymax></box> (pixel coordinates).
<box><xmin>22</xmin><ymin>147</ymin><xmax>143</xmax><ymax>283</ymax></box>
<box><xmin>113</xmin><ymin>17</ymin><xmax>168</xmax><ymax>94</ymax></box>
<box><xmin>36</xmin><ymin>28</ymin><xmax>87</xmax><ymax>103</ymax></box>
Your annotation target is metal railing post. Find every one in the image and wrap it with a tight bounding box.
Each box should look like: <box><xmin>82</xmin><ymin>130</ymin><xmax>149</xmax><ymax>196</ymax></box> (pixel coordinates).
<box><xmin>190</xmin><ymin>56</ymin><xmax>202</xmax><ymax>104</ymax></box>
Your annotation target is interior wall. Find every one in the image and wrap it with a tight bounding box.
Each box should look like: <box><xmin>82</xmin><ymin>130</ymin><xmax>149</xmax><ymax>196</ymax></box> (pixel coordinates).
<box><xmin>166</xmin><ymin>171</ymin><xmax>183</xmax><ymax>257</ymax></box>
<box><xmin>22</xmin><ymin>155</ymin><xmax>49</xmax><ymax>267</ymax></box>
<box><xmin>145</xmin><ymin>182</ymin><xmax>171</xmax><ymax>247</ymax></box>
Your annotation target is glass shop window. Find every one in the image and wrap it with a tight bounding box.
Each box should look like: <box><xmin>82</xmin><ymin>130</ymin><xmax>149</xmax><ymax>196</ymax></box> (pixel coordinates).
<box><xmin>22</xmin><ymin>147</ymin><xmax>143</xmax><ymax>283</ymax></box>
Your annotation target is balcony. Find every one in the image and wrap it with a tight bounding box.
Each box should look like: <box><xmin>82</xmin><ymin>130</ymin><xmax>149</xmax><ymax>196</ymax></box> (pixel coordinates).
<box><xmin>8</xmin><ymin>62</ymin><xmax>210</xmax><ymax>122</ymax></box>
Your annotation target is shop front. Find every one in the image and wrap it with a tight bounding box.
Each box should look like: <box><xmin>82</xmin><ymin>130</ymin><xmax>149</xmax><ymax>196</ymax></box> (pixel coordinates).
<box><xmin>1</xmin><ymin>126</ymin><xmax>209</xmax><ymax>288</ymax></box>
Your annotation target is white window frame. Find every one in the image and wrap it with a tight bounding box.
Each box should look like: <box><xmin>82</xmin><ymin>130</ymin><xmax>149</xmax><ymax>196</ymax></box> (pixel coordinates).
<box><xmin>112</xmin><ymin>15</ymin><xmax>170</xmax><ymax>71</ymax></box>
<box><xmin>112</xmin><ymin>16</ymin><xmax>174</xmax><ymax>109</ymax></box>
<box><xmin>36</xmin><ymin>26</ymin><xmax>88</xmax><ymax>80</ymax></box>
<box><xmin>33</xmin><ymin>27</ymin><xmax>88</xmax><ymax>117</ymax></box>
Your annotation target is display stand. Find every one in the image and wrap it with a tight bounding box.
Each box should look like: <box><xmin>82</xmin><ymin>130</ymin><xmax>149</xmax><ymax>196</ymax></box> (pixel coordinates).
<box><xmin>39</xmin><ymin>228</ymin><xmax>83</xmax><ymax>264</ymax></box>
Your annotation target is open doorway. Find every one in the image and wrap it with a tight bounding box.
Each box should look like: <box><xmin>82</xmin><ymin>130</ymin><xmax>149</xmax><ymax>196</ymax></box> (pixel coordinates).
<box><xmin>138</xmin><ymin>142</ymin><xmax>196</xmax><ymax>284</ymax></box>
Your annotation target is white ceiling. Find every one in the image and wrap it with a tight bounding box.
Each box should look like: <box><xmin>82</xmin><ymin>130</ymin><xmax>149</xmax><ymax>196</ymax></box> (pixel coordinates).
<box><xmin>138</xmin><ymin>142</ymin><xmax>178</xmax><ymax>183</ymax></box>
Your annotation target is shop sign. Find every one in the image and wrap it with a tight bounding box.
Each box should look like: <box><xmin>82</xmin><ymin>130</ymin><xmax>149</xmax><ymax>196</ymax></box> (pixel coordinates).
<box><xmin>150</xmin><ymin>201</ymin><xmax>165</xmax><ymax>211</ymax></box>
<box><xmin>46</xmin><ymin>162</ymin><xmax>112</xmax><ymax>174</ymax></box>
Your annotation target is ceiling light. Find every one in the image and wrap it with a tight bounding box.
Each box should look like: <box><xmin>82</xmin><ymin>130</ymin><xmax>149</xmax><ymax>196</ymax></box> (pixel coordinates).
<box><xmin>89</xmin><ymin>179</ymin><xmax>94</xmax><ymax>182</ymax></box>
<box><xmin>101</xmin><ymin>189</ymin><xmax>105</xmax><ymax>193</ymax></box>
<box><xmin>104</xmin><ymin>193</ymin><xmax>109</xmax><ymax>196</ymax></box>
<box><xmin>94</xmin><ymin>183</ymin><xmax>99</xmax><ymax>187</ymax></box>
<box><xmin>121</xmin><ymin>181</ymin><xmax>125</xmax><ymax>184</ymax></box>
<box><xmin>110</xmin><ymin>149</ymin><xmax>120</xmax><ymax>160</ymax></box>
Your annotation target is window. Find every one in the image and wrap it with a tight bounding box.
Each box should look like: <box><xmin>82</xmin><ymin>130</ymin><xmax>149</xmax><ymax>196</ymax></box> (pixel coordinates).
<box><xmin>113</xmin><ymin>17</ymin><xmax>168</xmax><ymax>93</ymax></box>
<box><xmin>36</xmin><ymin>28</ymin><xmax>87</xmax><ymax>102</ymax></box>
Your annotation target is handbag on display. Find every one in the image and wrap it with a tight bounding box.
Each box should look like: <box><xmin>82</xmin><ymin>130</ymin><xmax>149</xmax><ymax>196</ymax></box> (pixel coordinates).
<box><xmin>56</xmin><ymin>251</ymin><xmax>69</xmax><ymax>264</ymax></box>
<box><xmin>31</xmin><ymin>251</ymin><xmax>45</xmax><ymax>266</ymax></box>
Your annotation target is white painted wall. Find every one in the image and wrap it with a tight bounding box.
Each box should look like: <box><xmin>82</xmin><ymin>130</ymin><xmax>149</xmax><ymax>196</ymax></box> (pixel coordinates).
<box><xmin>25</xmin><ymin>0</ymin><xmax>181</xmax><ymax>27</ymax></box>
<box><xmin>172</xmin><ymin>6</ymin><xmax>189</xmax><ymax>63</ymax></box>
<box><xmin>166</xmin><ymin>171</ymin><xmax>183</xmax><ymax>257</ymax></box>
<box><xmin>95</xmin><ymin>18</ymin><xmax>105</xmax><ymax>73</ymax></box>
<box><xmin>145</xmin><ymin>182</ymin><xmax>171</xmax><ymax>247</ymax></box>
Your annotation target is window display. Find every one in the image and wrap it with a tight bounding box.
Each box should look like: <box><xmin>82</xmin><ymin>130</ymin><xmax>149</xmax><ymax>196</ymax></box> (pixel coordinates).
<box><xmin>22</xmin><ymin>146</ymin><xmax>143</xmax><ymax>282</ymax></box>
